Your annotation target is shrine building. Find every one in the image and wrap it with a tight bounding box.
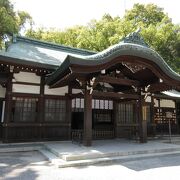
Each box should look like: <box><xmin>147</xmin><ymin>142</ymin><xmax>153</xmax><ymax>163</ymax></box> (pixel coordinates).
<box><xmin>0</xmin><ymin>31</ymin><xmax>179</xmax><ymax>146</ymax></box>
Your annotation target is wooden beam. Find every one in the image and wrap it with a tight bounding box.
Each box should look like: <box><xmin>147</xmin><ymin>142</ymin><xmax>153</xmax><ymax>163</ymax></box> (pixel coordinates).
<box><xmin>92</xmin><ymin>91</ymin><xmax>139</xmax><ymax>99</ymax></box>
<box><xmin>13</xmin><ymin>81</ymin><xmax>40</xmax><ymax>86</ymax></box>
<box><xmin>148</xmin><ymin>82</ymin><xmax>173</xmax><ymax>92</ymax></box>
<box><xmin>96</xmin><ymin>75</ymin><xmax>140</xmax><ymax>87</ymax></box>
<box><xmin>49</xmin><ymin>73</ymin><xmax>89</xmax><ymax>89</ymax></box>
<box><xmin>50</xmin><ymin>73</ymin><xmax>76</xmax><ymax>88</ymax></box>
<box><xmin>118</xmin><ymin>64</ymin><xmax>137</xmax><ymax>80</ymax></box>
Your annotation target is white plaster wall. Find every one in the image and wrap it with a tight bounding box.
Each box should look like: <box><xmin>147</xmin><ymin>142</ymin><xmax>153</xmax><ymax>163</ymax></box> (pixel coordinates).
<box><xmin>13</xmin><ymin>72</ymin><xmax>40</xmax><ymax>83</ymax></box>
<box><xmin>0</xmin><ymin>86</ymin><xmax>6</xmax><ymax>98</ymax></box>
<box><xmin>12</xmin><ymin>84</ymin><xmax>40</xmax><ymax>94</ymax></box>
<box><xmin>154</xmin><ymin>98</ymin><xmax>175</xmax><ymax>108</ymax></box>
<box><xmin>145</xmin><ymin>96</ymin><xmax>151</xmax><ymax>103</ymax></box>
<box><xmin>154</xmin><ymin>99</ymin><xmax>159</xmax><ymax>107</ymax></box>
<box><xmin>45</xmin><ymin>85</ymin><xmax>68</xmax><ymax>95</ymax></box>
<box><xmin>160</xmin><ymin>99</ymin><xmax>175</xmax><ymax>108</ymax></box>
<box><xmin>72</xmin><ymin>98</ymin><xmax>113</xmax><ymax>109</ymax></box>
<box><xmin>72</xmin><ymin>89</ymin><xmax>82</xmax><ymax>94</ymax></box>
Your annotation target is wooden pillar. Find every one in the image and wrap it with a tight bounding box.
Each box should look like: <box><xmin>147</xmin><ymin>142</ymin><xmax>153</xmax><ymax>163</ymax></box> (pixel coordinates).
<box><xmin>151</xmin><ymin>95</ymin><xmax>156</xmax><ymax>136</ymax></box>
<box><xmin>113</xmin><ymin>100</ymin><xmax>117</xmax><ymax>138</ymax></box>
<box><xmin>39</xmin><ymin>75</ymin><xmax>45</xmax><ymax>140</ymax></box>
<box><xmin>3</xmin><ymin>73</ymin><xmax>13</xmax><ymax>142</ymax></box>
<box><xmin>39</xmin><ymin>75</ymin><xmax>45</xmax><ymax>122</ymax></box>
<box><xmin>66</xmin><ymin>85</ymin><xmax>72</xmax><ymax>140</ymax></box>
<box><xmin>134</xmin><ymin>100</ymin><xmax>139</xmax><ymax>139</ymax></box>
<box><xmin>138</xmin><ymin>90</ymin><xmax>147</xmax><ymax>143</ymax></box>
<box><xmin>83</xmin><ymin>88</ymin><xmax>92</xmax><ymax>146</ymax></box>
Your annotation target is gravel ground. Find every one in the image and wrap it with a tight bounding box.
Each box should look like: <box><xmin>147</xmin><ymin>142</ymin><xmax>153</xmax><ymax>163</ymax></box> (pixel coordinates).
<box><xmin>1</xmin><ymin>151</ymin><xmax>180</xmax><ymax>180</ymax></box>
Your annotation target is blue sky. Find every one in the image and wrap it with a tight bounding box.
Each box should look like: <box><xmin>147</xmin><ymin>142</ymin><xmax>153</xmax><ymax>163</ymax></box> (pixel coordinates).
<box><xmin>11</xmin><ymin>0</ymin><xmax>180</xmax><ymax>29</ymax></box>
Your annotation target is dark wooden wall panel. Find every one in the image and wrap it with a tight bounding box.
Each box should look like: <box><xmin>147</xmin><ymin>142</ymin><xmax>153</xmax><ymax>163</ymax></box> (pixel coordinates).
<box><xmin>3</xmin><ymin>126</ymin><xmax>39</xmax><ymax>142</ymax></box>
<box><xmin>3</xmin><ymin>125</ymin><xmax>70</xmax><ymax>142</ymax></box>
<box><xmin>42</xmin><ymin>125</ymin><xmax>70</xmax><ymax>141</ymax></box>
<box><xmin>116</xmin><ymin>125</ymin><xmax>139</xmax><ymax>139</ymax></box>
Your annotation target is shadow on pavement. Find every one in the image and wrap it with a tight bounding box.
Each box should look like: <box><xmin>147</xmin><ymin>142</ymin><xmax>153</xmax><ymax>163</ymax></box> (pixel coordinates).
<box><xmin>0</xmin><ymin>151</ymin><xmax>49</xmax><ymax>179</ymax></box>
<box><xmin>84</xmin><ymin>153</ymin><xmax>180</xmax><ymax>172</ymax></box>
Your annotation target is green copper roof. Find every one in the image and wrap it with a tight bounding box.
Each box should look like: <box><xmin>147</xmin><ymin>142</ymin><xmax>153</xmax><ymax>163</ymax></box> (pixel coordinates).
<box><xmin>47</xmin><ymin>35</ymin><xmax>180</xmax><ymax>85</ymax></box>
<box><xmin>0</xmin><ymin>35</ymin><xmax>96</xmax><ymax>68</ymax></box>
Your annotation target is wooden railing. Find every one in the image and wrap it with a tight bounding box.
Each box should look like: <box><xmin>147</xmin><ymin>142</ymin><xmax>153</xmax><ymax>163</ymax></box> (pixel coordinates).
<box><xmin>156</xmin><ymin>123</ymin><xmax>178</xmax><ymax>135</ymax></box>
<box><xmin>93</xmin><ymin>129</ymin><xmax>115</xmax><ymax>140</ymax></box>
<box><xmin>71</xmin><ymin>129</ymin><xmax>83</xmax><ymax>144</ymax></box>
<box><xmin>71</xmin><ymin>129</ymin><xmax>115</xmax><ymax>143</ymax></box>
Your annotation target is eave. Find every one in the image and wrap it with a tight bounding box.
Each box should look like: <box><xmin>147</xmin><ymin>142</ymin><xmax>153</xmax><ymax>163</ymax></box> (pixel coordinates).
<box><xmin>46</xmin><ymin>43</ymin><xmax>180</xmax><ymax>89</ymax></box>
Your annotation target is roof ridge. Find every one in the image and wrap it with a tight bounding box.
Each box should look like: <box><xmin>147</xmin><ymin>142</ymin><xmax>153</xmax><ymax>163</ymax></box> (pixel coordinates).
<box><xmin>121</xmin><ymin>29</ymin><xmax>149</xmax><ymax>47</ymax></box>
<box><xmin>12</xmin><ymin>34</ymin><xmax>96</xmax><ymax>55</ymax></box>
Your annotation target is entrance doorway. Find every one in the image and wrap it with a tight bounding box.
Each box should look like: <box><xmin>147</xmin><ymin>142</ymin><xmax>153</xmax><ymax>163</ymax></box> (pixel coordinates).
<box><xmin>92</xmin><ymin>109</ymin><xmax>114</xmax><ymax>139</ymax></box>
<box><xmin>71</xmin><ymin>98</ymin><xmax>115</xmax><ymax>140</ymax></box>
<box><xmin>71</xmin><ymin>112</ymin><xmax>84</xmax><ymax>130</ymax></box>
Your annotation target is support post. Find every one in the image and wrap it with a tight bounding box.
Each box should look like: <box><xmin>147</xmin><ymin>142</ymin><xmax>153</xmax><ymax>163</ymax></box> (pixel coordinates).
<box><xmin>66</xmin><ymin>85</ymin><xmax>72</xmax><ymax>140</ymax></box>
<box><xmin>151</xmin><ymin>95</ymin><xmax>156</xmax><ymax>136</ymax></box>
<box><xmin>113</xmin><ymin>100</ymin><xmax>117</xmax><ymax>138</ymax></box>
<box><xmin>83</xmin><ymin>87</ymin><xmax>92</xmax><ymax>146</ymax></box>
<box><xmin>39</xmin><ymin>75</ymin><xmax>45</xmax><ymax>140</ymax></box>
<box><xmin>138</xmin><ymin>90</ymin><xmax>147</xmax><ymax>143</ymax></box>
<box><xmin>3</xmin><ymin>73</ymin><xmax>13</xmax><ymax>142</ymax></box>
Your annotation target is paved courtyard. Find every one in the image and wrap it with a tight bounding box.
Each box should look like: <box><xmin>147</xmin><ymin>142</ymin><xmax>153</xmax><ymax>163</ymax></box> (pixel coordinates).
<box><xmin>1</xmin><ymin>150</ymin><xmax>180</xmax><ymax>180</ymax></box>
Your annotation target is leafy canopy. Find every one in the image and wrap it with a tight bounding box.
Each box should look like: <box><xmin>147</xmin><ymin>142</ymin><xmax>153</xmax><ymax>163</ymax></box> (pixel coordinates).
<box><xmin>0</xmin><ymin>0</ymin><xmax>32</xmax><ymax>48</ymax></box>
<box><xmin>25</xmin><ymin>3</ymin><xmax>180</xmax><ymax>74</ymax></box>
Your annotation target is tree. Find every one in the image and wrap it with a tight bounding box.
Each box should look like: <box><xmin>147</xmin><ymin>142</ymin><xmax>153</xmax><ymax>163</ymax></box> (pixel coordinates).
<box><xmin>0</xmin><ymin>0</ymin><xmax>32</xmax><ymax>48</ymax></box>
<box><xmin>124</xmin><ymin>3</ymin><xmax>166</xmax><ymax>27</ymax></box>
<box><xmin>124</xmin><ymin>4</ymin><xmax>180</xmax><ymax>73</ymax></box>
<box><xmin>26</xmin><ymin>3</ymin><xmax>180</xmax><ymax>73</ymax></box>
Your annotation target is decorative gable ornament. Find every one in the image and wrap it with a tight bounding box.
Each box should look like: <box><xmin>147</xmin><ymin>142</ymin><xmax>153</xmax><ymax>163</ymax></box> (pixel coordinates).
<box><xmin>121</xmin><ymin>28</ymin><xmax>149</xmax><ymax>47</ymax></box>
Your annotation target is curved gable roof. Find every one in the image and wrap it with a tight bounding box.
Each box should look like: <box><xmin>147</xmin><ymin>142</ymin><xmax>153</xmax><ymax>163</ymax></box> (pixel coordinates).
<box><xmin>47</xmin><ymin>35</ymin><xmax>180</xmax><ymax>85</ymax></box>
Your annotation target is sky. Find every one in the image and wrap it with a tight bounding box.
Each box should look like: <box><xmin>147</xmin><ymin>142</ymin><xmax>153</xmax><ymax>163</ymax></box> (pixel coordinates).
<box><xmin>11</xmin><ymin>0</ymin><xmax>180</xmax><ymax>29</ymax></box>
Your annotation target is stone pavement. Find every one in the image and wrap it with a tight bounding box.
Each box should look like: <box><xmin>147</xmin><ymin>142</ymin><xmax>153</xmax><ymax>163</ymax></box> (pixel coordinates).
<box><xmin>1</xmin><ymin>151</ymin><xmax>180</xmax><ymax>180</ymax></box>
<box><xmin>1</xmin><ymin>138</ymin><xmax>180</xmax><ymax>168</ymax></box>
<box><xmin>41</xmin><ymin>139</ymin><xmax>180</xmax><ymax>167</ymax></box>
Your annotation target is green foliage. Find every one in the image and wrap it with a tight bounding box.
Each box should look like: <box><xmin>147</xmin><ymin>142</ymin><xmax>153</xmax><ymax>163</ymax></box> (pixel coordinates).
<box><xmin>26</xmin><ymin>3</ymin><xmax>180</xmax><ymax>73</ymax></box>
<box><xmin>0</xmin><ymin>0</ymin><xmax>32</xmax><ymax>48</ymax></box>
<box><xmin>124</xmin><ymin>4</ymin><xmax>166</xmax><ymax>26</ymax></box>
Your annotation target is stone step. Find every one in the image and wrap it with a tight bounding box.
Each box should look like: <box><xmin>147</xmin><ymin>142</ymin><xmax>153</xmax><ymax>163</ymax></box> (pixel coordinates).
<box><xmin>40</xmin><ymin>145</ymin><xmax>180</xmax><ymax>168</ymax></box>
<box><xmin>39</xmin><ymin>149</ymin><xmax>58</xmax><ymax>161</ymax></box>
<box><xmin>157</xmin><ymin>135</ymin><xmax>180</xmax><ymax>140</ymax></box>
<box><xmin>57</xmin><ymin>150</ymin><xmax>180</xmax><ymax>168</ymax></box>
<box><xmin>0</xmin><ymin>144</ymin><xmax>42</xmax><ymax>153</ymax></box>
<box><xmin>45</xmin><ymin>144</ymin><xmax>61</xmax><ymax>157</ymax></box>
<box><xmin>45</xmin><ymin>144</ymin><xmax>180</xmax><ymax>162</ymax></box>
<box><xmin>39</xmin><ymin>149</ymin><xmax>65</xmax><ymax>165</ymax></box>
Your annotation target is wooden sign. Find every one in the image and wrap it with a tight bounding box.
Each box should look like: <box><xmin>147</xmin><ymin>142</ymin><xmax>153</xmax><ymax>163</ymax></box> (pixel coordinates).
<box><xmin>166</xmin><ymin>112</ymin><xmax>173</xmax><ymax>118</ymax></box>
